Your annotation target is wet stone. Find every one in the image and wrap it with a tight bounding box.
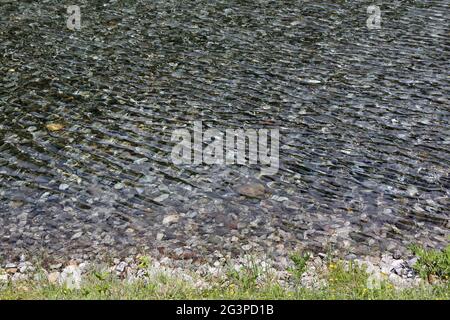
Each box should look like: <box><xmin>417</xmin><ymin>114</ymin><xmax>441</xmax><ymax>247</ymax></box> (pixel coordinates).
<box><xmin>162</xmin><ymin>214</ymin><xmax>179</xmax><ymax>225</ymax></box>
<box><xmin>236</xmin><ymin>183</ymin><xmax>266</xmax><ymax>199</ymax></box>
<box><xmin>0</xmin><ymin>0</ymin><xmax>448</xmax><ymax>262</ymax></box>
<box><xmin>59</xmin><ymin>184</ymin><xmax>70</xmax><ymax>191</ymax></box>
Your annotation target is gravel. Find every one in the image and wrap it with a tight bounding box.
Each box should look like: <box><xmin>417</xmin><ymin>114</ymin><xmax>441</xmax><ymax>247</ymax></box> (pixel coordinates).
<box><xmin>0</xmin><ymin>251</ymin><xmax>430</xmax><ymax>291</ymax></box>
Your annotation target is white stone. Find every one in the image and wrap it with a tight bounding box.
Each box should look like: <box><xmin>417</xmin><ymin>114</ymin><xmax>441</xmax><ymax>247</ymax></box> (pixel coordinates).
<box><xmin>50</xmin><ymin>263</ymin><xmax>63</xmax><ymax>270</ymax></box>
<box><xmin>12</xmin><ymin>273</ymin><xmax>28</xmax><ymax>281</ymax></box>
<box><xmin>60</xmin><ymin>265</ymin><xmax>82</xmax><ymax>289</ymax></box>
<box><xmin>71</xmin><ymin>232</ymin><xmax>83</xmax><ymax>240</ymax></box>
<box><xmin>162</xmin><ymin>214</ymin><xmax>179</xmax><ymax>225</ymax></box>
<box><xmin>407</xmin><ymin>185</ymin><xmax>419</xmax><ymax>197</ymax></box>
<box><xmin>115</xmin><ymin>262</ymin><xmax>127</xmax><ymax>273</ymax></box>
<box><xmin>79</xmin><ymin>262</ymin><xmax>89</xmax><ymax>272</ymax></box>
<box><xmin>114</xmin><ymin>182</ymin><xmax>124</xmax><ymax>190</ymax></box>
<box><xmin>59</xmin><ymin>184</ymin><xmax>70</xmax><ymax>191</ymax></box>
<box><xmin>389</xmin><ymin>273</ymin><xmax>410</xmax><ymax>289</ymax></box>
<box><xmin>154</xmin><ymin>194</ymin><xmax>169</xmax><ymax>203</ymax></box>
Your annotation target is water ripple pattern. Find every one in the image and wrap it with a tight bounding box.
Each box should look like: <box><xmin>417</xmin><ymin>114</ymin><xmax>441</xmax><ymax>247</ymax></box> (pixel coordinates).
<box><xmin>0</xmin><ymin>0</ymin><xmax>448</xmax><ymax>260</ymax></box>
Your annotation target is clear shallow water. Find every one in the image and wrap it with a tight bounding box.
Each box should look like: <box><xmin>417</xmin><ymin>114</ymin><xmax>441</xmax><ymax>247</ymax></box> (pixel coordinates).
<box><xmin>0</xmin><ymin>0</ymin><xmax>448</xmax><ymax>260</ymax></box>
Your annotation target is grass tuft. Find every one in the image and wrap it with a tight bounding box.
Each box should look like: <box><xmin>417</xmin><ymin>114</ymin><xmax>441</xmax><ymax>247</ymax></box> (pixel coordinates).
<box><xmin>409</xmin><ymin>244</ymin><xmax>450</xmax><ymax>282</ymax></box>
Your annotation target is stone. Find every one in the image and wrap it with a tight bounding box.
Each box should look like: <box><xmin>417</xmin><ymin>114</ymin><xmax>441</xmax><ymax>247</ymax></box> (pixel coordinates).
<box><xmin>79</xmin><ymin>263</ymin><xmax>89</xmax><ymax>272</ymax></box>
<box><xmin>154</xmin><ymin>194</ymin><xmax>169</xmax><ymax>203</ymax></box>
<box><xmin>6</xmin><ymin>268</ymin><xmax>17</xmax><ymax>274</ymax></box>
<box><xmin>71</xmin><ymin>232</ymin><xmax>83</xmax><ymax>240</ymax></box>
<box><xmin>48</xmin><ymin>272</ymin><xmax>60</xmax><ymax>284</ymax></box>
<box><xmin>156</xmin><ymin>233</ymin><xmax>164</xmax><ymax>241</ymax></box>
<box><xmin>407</xmin><ymin>185</ymin><xmax>418</xmax><ymax>197</ymax></box>
<box><xmin>186</xmin><ymin>211</ymin><xmax>198</xmax><ymax>218</ymax></box>
<box><xmin>68</xmin><ymin>260</ymin><xmax>78</xmax><ymax>266</ymax></box>
<box><xmin>59</xmin><ymin>184</ymin><xmax>70</xmax><ymax>191</ymax></box>
<box><xmin>162</xmin><ymin>214</ymin><xmax>179</xmax><ymax>225</ymax></box>
<box><xmin>10</xmin><ymin>200</ymin><xmax>23</xmax><ymax>209</ymax></box>
<box><xmin>388</xmin><ymin>273</ymin><xmax>410</xmax><ymax>289</ymax></box>
<box><xmin>60</xmin><ymin>265</ymin><xmax>82</xmax><ymax>290</ymax></box>
<box><xmin>115</xmin><ymin>261</ymin><xmax>127</xmax><ymax>273</ymax></box>
<box><xmin>427</xmin><ymin>274</ymin><xmax>439</xmax><ymax>285</ymax></box>
<box><xmin>236</xmin><ymin>183</ymin><xmax>266</xmax><ymax>198</ymax></box>
<box><xmin>50</xmin><ymin>263</ymin><xmax>63</xmax><ymax>270</ymax></box>
<box><xmin>12</xmin><ymin>273</ymin><xmax>28</xmax><ymax>281</ymax></box>
<box><xmin>19</xmin><ymin>265</ymin><xmax>34</xmax><ymax>273</ymax></box>
<box><xmin>407</xmin><ymin>257</ymin><xmax>418</xmax><ymax>268</ymax></box>
<box><xmin>181</xmin><ymin>250</ymin><xmax>195</xmax><ymax>260</ymax></box>
<box><xmin>114</xmin><ymin>182</ymin><xmax>124</xmax><ymax>190</ymax></box>
<box><xmin>0</xmin><ymin>274</ymin><xmax>8</xmax><ymax>282</ymax></box>
<box><xmin>390</xmin><ymin>259</ymin><xmax>404</xmax><ymax>272</ymax></box>
<box><xmin>46</xmin><ymin>123</ymin><xmax>64</xmax><ymax>131</ymax></box>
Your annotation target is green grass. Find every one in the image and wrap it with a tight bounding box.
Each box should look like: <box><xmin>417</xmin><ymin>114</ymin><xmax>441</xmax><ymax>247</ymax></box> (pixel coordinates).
<box><xmin>288</xmin><ymin>251</ymin><xmax>310</xmax><ymax>281</ymax></box>
<box><xmin>0</xmin><ymin>258</ymin><xmax>448</xmax><ymax>300</ymax></box>
<box><xmin>409</xmin><ymin>244</ymin><xmax>450</xmax><ymax>282</ymax></box>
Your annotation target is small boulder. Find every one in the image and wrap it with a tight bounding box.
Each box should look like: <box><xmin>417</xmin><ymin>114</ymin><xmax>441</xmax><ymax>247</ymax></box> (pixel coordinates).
<box><xmin>162</xmin><ymin>214</ymin><xmax>179</xmax><ymax>225</ymax></box>
<box><xmin>236</xmin><ymin>183</ymin><xmax>266</xmax><ymax>198</ymax></box>
<box><xmin>48</xmin><ymin>272</ymin><xmax>60</xmax><ymax>284</ymax></box>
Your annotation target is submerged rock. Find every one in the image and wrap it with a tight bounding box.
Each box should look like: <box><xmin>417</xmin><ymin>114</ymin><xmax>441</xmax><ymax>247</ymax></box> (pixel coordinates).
<box><xmin>236</xmin><ymin>183</ymin><xmax>266</xmax><ymax>199</ymax></box>
<box><xmin>162</xmin><ymin>214</ymin><xmax>179</xmax><ymax>225</ymax></box>
<box><xmin>45</xmin><ymin>123</ymin><xmax>64</xmax><ymax>132</ymax></box>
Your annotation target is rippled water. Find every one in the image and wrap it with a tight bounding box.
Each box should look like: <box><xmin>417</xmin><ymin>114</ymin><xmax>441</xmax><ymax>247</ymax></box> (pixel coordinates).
<box><xmin>0</xmin><ymin>0</ymin><xmax>449</xmax><ymax>260</ymax></box>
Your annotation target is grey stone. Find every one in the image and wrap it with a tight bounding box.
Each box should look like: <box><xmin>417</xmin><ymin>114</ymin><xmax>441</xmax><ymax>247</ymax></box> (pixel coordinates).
<box><xmin>156</xmin><ymin>233</ymin><xmax>164</xmax><ymax>241</ymax></box>
<box><xmin>407</xmin><ymin>257</ymin><xmax>418</xmax><ymax>268</ymax></box>
<box><xmin>154</xmin><ymin>194</ymin><xmax>169</xmax><ymax>203</ymax></box>
<box><xmin>393</xmin><ymin>251</ymin><xmax>402</xmax><ymax>259</ymax></box>
<box><xmin>71</xmin><ymin>232</ymin><xmax>83</xmax><ymax>240</ymax></box>
<box><xmin>115</xmin><ymin>261</ymin><xmax>127</xmax><ymax>273</ymax></box>
<box><xmin>50</xmin><ymin>263</ymin><xmax>63</xmax><ymax>270</ymax></box>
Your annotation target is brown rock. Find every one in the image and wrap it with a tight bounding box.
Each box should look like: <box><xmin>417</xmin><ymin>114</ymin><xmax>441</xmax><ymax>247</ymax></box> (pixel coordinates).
<box><xmin>236</xmin><ymin>183</ymin><xmax>266</xmax><ymax>198</ymax></box>
<box><xmin>68</xmin><ymin>260</ymin><xmax>78</xmax><ymax>266</ymax></box>
<box><xmin>428</xmin><ymin>274</ymin><xmax>439</xmax><ymax>284</ymax></box>
<box><xmin>46</xmin><ymin>123</ymin><xmax>64</xmax><ymax>131</ymax></box>
<box><xmin>181</xmin><ymin>250</ymin><xmax>196</xmax><ymax>260</ymax></box>
<box><xmin>5</xmin><ymin>268</ymin><xmax>17</xmax><ymax>274</ymax></box>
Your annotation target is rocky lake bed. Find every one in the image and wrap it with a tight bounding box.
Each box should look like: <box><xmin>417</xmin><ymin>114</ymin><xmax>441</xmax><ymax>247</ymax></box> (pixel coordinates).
<box><xmin>0</xmin><ymin>0</ymin><xmax>448</xmax><ymax>291</ymax></box>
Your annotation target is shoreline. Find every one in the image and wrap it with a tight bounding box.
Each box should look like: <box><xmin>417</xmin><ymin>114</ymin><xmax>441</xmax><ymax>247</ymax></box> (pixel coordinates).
<box><xmin>1</xmin><ymin>247</ymin><xmax>447</xmax><ymax>293</ymax></box>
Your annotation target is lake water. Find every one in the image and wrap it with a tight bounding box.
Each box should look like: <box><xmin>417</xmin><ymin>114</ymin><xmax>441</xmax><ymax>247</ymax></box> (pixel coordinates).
<box><xmin>0</xmin><ymin>0</ymin><xmax>448</xmax><ymax>261</ymax></box>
